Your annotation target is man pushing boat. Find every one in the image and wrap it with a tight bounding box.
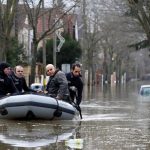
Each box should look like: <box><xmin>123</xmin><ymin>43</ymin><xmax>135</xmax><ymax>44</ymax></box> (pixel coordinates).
<box><xmin>45</xmin><ymin>64</ymin><xmax>70</xmax><ymax>102</ymax></box>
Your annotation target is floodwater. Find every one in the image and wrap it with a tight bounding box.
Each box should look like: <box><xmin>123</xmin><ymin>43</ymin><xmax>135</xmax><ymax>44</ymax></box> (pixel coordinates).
<box><xmin>0</xmin><ymin>81</ymin><xmax>150</xmax><ymax>150</ymax></box>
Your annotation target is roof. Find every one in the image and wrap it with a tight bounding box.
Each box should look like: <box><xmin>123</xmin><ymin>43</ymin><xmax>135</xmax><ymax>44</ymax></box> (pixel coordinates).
<box><xmin>140</xmin><ymin>85</ymin><xmax>150</xmax><ymax>88</ymax></box>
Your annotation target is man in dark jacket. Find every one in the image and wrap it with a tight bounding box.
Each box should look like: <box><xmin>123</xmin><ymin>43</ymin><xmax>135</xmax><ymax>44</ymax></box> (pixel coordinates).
<box><xmin>0</xmin><ymin>62</ymin><xmax>18</xmax><ymax>97</ymax></box>
<box><xmin>46</xmin><ymin>64</ymin><xmax>69</xmax><ymax>101</ymax></box>
<box><xmin>66</xmin><ymin>63</ymin><xmax>83</xmax><ymax>105</ymax></box>
<box><xmin>10</xmin><ymin>65</ymin><xmax>35</xmax><ymax>93</ymax></box>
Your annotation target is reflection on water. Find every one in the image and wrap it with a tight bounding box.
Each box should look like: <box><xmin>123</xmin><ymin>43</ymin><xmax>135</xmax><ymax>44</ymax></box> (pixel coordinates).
<box><xmin>81</xmin><ymin>82</ymin><xmax>150</xmax><ymax>150</ymax></box>
<box><xmin>0</xmin><ymin>120</ymin><xmax>81</xmax><ymax>149</ymax></box>
<box><xmin>83</xmin><ymin>82</ymin><xmax>137</xmax><ymax>101</ymax></box>
<box><xmin>1</xmin><ymin>82</ymin><xmax>150</xmax><ymax>149</ymax></box>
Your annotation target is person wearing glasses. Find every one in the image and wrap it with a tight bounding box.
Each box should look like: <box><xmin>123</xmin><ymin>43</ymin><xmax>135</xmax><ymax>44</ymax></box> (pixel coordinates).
<box><xmin>46</xmin><ymin>64</ymin><xmax>70</xmax><ymax>101</ymax></box>
<box><xmin>0</xmin><ymin>62</ymin><xmax>18</xmax><ymax>97</ymax></box>
<box><xmin>66</xmin><ymin>63</ymin><xmax>83</xmax><ymax>106</ymax></box>
<box><xmin>10</xmin><ymin>65</ymin><xmax>35</xmax><ymax>93</ymax></box>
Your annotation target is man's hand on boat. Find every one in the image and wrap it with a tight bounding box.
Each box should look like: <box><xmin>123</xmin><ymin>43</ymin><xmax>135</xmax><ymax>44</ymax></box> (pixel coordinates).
<box><xmin>56</xmin><ymin>95</ymin><xmax>62</xmax><ymax>100</ymax></box>
<box><xmin>36</xmin><ymin>90</ymin><xmax>43</xmax><ymax>93</ymax></box>
<box><xmin>6</xmin><ymin>93</ymin><xmax>11</xmax><ymax>96</ymax></box>
<box><xmin>69</xmin><ymin>86</ymin><xmax>77</xmax><ymax>92</ymax></box>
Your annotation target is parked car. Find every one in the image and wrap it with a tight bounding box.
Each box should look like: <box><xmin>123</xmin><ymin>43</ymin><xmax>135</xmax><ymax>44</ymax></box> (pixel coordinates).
<box><xmin>139</xmin><ymin>85</ymin><xmax>150</xmax><ymax>96</ymax></box>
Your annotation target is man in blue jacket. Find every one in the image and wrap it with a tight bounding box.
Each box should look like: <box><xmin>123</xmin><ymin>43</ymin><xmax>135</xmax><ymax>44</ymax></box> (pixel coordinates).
<box><xmin>66</xmin><ymin>63</ymin><xmax>83</xmax><ymax>106</ymax></box>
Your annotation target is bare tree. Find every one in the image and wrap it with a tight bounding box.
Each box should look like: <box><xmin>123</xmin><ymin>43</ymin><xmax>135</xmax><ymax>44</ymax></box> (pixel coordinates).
<box><xmin>127</xmin><ymin>0</ymin><xmax>150</xmax><ymax>46</ymax></box>
<box><xmin>23</xmin><ymin>0</ymin><xmax>80</xmax><ymax>84</ymax></box>
<box><xmin>80</xmin><ymin>0</ymin><xmax>145</xmax><ymax>84</ymax></box>
<box><xmin>79</xmin><ymin>0</ymin><xmax>106</xmax><ymax>85</ymax></box>
<box><xmin>0</xmin><ymin>0</ymin><xmax>19</xmax><ymax>61</ymax></box>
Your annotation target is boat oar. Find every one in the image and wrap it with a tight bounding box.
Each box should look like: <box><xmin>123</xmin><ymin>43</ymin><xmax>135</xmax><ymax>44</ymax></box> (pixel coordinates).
<box><xmin>76</xmin><ymin>104</ymin><xmax>82</xmax><ymax>119</ymax></box>
<box><xmin>71</xmin><ymin>101</ymin><xmax>82</xmax><ymax>119</ymax></box>
<box><xmin>69</xmin><ymin>87</ymin><xmax>83</xmax><ymax>119</ymax></box>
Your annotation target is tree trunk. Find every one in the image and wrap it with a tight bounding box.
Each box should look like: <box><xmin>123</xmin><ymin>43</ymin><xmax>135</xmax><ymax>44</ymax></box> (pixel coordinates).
<box><xmin>0</xmin><ymin>43</ymin><xmax>5</xmax><ymax>61</ymax></box>
<box><xmin>0</xmin><ymin>0</ymin><xmax>19</xmax><ymax>61</ymax></box>
<box><xmin>30</xmin><ymin>40</ymin><xmax>38</xmax><ymax>84</ymax></box>
<box><xmin>102</xmin><ymin>60</ymin><xmax>108</xmax><ymax>84</ymax></box>
<box><xmin>87</xmin><ymin>67</ymin><xmax>91</xmax><ymax>86</ymax></box>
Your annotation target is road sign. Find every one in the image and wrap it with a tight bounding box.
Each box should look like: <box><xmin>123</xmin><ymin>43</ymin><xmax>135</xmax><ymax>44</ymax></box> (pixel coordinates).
<box><xmin>56</xmin><ymin>30</ymin><xmax>65</xmax><ymax>52</ymax></box>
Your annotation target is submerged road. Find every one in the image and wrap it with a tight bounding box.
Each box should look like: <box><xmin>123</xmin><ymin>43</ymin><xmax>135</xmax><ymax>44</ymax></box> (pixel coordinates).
<box><xmin>0</xmin><ymin>81</ymin><xmax>150</xmax><ymax>150</ymax></box>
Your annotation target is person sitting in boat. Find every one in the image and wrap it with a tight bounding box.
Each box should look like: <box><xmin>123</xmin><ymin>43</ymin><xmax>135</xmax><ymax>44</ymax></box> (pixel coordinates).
<box><xmin>10</xmin><ymin>65</ymin><xmax>36</xmax><ymax>93</ymax></box>
<box><xmin>66</xmin><ymin>63</ymin><xmax>83</xmax><ymax>106</ymax></box>
<box><xmin>45</xmin><ymin>64</ymin><xmax>70</xmax><ymax>102</ymax></box>
<box><xmin>0</xmin><ymin>62</ymin><xmax>19</xmax><ymax>97</ymax></box>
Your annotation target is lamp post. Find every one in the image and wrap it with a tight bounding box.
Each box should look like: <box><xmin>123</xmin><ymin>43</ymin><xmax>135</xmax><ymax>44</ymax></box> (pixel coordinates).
<box><xmin>53</xmin><ymin>29</ymin><xmax>57</xmax><ymax>67</ymax></box>
<box><xmin>42</xmin><ymin>0</ymin><xmax>46</xmax><ymax>87</ymax></box>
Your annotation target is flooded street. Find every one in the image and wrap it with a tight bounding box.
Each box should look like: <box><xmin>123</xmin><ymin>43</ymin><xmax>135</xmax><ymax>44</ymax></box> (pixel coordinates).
<box><xmin>0</xmin><ymin>82</ymin><xmax>150</xmax><ymax>149</ymax></box>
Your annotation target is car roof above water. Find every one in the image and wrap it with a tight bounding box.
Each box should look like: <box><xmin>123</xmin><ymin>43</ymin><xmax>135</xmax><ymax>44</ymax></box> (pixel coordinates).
<box><xmin>139</xmin><ymin>85</ymin><xmax>150</xmax><ymax>96</ymax></box>
<box><xmin>140</xmin><ymin>85</ymin><xmax>150</xmax><ymax>88</ymax></box>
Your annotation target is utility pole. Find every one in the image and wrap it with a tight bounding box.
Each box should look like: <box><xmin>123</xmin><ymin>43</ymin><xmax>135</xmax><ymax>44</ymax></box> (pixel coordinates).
<box><xmin>42</xmin><ymin>0</ymin><xmax>46</xmax><ymax>87</ymax></box>
<box><xmin>53</xmin><ymin>0</ymin><xmax>57</xmax><ymax>67</ymax></box>
<box><xmin>53</xmin><ymin>26</ymin><xmax>57</xmax><ymax>67</ymax></box>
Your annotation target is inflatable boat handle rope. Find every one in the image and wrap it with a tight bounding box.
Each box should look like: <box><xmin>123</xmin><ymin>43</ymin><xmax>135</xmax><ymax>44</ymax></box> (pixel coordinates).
<box><xmin>52</xmin><ymin>98</ymin><xmax>62</xmax><ymax>118</ymax></box>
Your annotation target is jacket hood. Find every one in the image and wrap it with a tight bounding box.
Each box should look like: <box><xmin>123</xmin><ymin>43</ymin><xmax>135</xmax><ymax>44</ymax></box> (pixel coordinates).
<box><xmin>0</xmin><ymin>62</ymin><xmax>10</xmax><ymax>75</ymax></box>
<box><xmin>0</xmin><ymin>62</ymin><xmax>10</xmax><ymax>71</ymax></box>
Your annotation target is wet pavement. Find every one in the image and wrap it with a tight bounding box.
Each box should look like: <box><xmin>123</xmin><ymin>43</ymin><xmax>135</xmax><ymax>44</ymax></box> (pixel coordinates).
<box><xmin>0</xmin><ymin>82</ymin><xmax>150</xmax><ymax>149</ymax></box>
